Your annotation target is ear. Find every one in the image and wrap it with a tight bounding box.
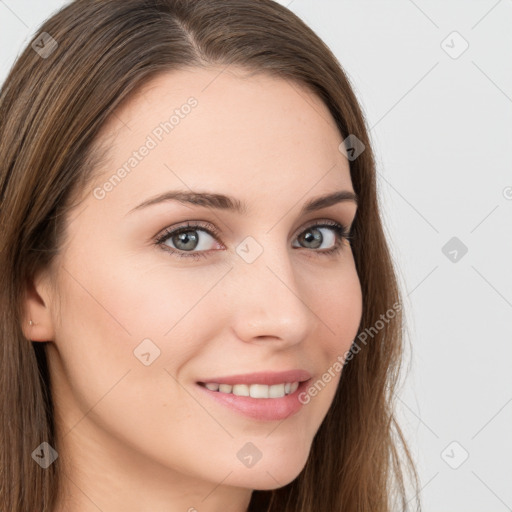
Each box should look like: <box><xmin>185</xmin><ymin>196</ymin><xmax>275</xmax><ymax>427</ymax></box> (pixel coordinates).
<box><xmin>21</xmin><ymin>269</ymin><xmax>56</xmax><ymax>342</ymax></box>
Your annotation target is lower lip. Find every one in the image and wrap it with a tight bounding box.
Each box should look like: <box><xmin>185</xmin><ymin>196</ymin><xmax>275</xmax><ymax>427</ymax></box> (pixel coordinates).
<box><xmin>195</xmin><ymin>380</ymin><xmax>311</xmax><ymax>421</ymax></box>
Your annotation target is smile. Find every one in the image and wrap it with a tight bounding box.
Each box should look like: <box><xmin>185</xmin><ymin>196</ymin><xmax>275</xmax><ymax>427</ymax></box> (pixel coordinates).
<box><xmin>198</xmin><ymin>381</ymin><xmax>300</xmax><ymax>398</ymax></box>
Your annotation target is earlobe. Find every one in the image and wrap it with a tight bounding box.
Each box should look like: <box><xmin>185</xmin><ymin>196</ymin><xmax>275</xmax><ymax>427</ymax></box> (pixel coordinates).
<box><xmin>21</xmin><ymin>272</ymin><xmax>56</xmax><ymax>342</ymax></box>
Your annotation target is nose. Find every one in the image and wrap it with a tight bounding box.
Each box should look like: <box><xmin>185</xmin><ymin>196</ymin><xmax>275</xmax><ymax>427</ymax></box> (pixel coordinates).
<box><xmin>229</xmin><ymin>248</ymin><xmax>315</xmax><ymax>347</ymax></box>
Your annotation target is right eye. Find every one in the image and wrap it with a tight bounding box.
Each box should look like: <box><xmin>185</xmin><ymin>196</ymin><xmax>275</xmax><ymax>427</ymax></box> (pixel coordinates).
<box><xmin>154</xmin><ymin>221</ymin><xmax>223</xmax><ymax>260</ymax></box>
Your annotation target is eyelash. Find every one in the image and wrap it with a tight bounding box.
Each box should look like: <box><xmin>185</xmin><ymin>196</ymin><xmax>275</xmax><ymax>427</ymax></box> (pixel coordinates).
<box><xmin>154</xmin><ymin>220</ymin><xmax>353</xmax><ymax>261</ymax></box>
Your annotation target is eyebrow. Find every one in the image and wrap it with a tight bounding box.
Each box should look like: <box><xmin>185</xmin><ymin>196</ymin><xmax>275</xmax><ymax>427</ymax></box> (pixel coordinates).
<box><xmin>126</xmin><ymin>189</ymin><xmax>358</xmax><ymax>217</ymax></box>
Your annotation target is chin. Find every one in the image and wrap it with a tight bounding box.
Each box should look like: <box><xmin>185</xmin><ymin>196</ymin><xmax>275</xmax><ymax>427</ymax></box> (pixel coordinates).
<box><xmin>230</xmin><ymin>455</ymin><xmax>309</xmax><ymax>491</ymax></box>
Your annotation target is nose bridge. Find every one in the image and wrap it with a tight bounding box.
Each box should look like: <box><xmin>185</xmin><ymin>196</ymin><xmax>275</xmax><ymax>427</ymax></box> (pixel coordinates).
<box><xmin>229</xmin><ymin>239</ymin><xmax>313</xmax><ymax>344</ymax></box>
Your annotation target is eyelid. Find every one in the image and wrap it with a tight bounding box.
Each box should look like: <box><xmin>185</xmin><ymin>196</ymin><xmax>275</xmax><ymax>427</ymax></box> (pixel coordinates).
<box><xmin>154</xmin><ymin>220</ymin><xmax>222</xmax><ymax>246</ymax></box>
<box><xmin>154</xmin><ymin>218</ymin><xmax>351</xmax><ymax>243</ymax></box>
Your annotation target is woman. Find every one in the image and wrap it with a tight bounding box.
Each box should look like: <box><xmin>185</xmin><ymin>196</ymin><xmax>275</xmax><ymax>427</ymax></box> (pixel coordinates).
<box><xmin>0</xmin><ymin>0</ymin><xmax>421</xmax><ymax>510</ymax></box>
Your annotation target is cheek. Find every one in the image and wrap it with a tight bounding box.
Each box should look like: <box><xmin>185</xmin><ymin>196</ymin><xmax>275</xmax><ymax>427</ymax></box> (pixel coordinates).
<box><xmin>50</xmin><ymin>255</ymin><xmax>219</xmax><ymax>470</ymax></box>
<box><xmin>50</xmin><ymin>250</ymin><xmax>193</xmax><ymax>403</ymax></box>
<box><xmin>52</xmin><ymin>250</ymin><xmax>230</xmax><ymax>400</ymax></box>
<box><xmin>104</xmin><ymin>253</ymin><xmax>230</xmax><ymax>336</ymax></box>
<box><xmin>311</xmin><ymin>260</ymin><xmax>363</xmax><ymax>355</ymax></box>
<box><xmin>291</xmin><ymin>260</ymin><xmax>362</xmax><ymax>416</ymax></box>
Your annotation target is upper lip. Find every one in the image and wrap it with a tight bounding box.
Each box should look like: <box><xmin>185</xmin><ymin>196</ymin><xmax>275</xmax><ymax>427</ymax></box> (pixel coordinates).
<box><xmin>197</xmin><ymin>369</ymin><xmax>312</xmax><ymax>386</ymax></box>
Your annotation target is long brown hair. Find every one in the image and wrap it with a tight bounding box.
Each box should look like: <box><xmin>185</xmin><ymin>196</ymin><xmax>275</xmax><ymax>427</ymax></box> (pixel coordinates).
<box><xmin>0</xmin><ymin>1</ymin><xmax>421</xmax><ymax>510</ymax></box>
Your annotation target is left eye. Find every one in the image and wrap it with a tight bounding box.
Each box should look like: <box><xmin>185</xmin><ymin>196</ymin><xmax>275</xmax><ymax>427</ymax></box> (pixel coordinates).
<box><xmin>155</xmin><ymin>221</ymin><xmax>351</xmax><ymax>260</ymax></box>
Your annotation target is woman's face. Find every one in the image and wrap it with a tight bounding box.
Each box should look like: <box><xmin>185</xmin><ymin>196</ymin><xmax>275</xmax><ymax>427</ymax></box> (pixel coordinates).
<box><xmin>31</xmin><ymin>67</ymin><xmax>362</xmax><ymax>508</ymax></box>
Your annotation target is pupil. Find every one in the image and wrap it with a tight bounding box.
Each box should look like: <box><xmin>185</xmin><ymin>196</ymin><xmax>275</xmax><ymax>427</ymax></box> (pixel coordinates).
<box><xmin>303</xmin><ymin>229</ymin><xmax>322</xmax><ymax>248</ymax></box>
<box><xmin>175</xmin><ymin>231</ymin><xmax>198</xmax><ymax>250</ymax></box>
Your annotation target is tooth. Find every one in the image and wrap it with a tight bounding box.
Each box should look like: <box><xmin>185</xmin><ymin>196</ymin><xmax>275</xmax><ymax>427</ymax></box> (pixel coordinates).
<box><xmin>204</xmin><ymin>381</ymin><xmax>299</xmax><ymax>398</ymax></box>
<box><xmin>249</xmin><ymin>384</ymin><xmax>269</xmax><ymax>398</ymax></box>
<box><xmin>269</xmin><ymin>383</ymin><xmax>285</xmax><ymax>398</ymax></box>
<box><xmin>218</xmin><ymin>384</ymin><xmax>233</xmax><ymax>394</ymax></box>
<box><xmin>232</xmin><ymin>384</ymin><xmax>250</xmax><ymax>397</ymax></box>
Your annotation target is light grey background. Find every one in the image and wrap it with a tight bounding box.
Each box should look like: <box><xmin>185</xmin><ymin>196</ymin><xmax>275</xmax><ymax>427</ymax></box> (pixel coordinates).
<box><xmin>1</xmin><ymin>1</ymin><xmax>511</xmax><ymax>510</ymax></box>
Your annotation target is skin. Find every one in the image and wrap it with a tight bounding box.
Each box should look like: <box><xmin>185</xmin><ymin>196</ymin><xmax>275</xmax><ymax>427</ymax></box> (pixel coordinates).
<box><xmin>23</xmin><ymin>66</ymin><xmax>363</xmax><ymax>512</ymax></box>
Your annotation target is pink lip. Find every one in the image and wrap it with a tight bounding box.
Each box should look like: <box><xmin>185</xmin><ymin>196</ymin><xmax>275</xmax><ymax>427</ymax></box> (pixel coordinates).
<box><xmin>196</xmin><ymin>369</ymin><xmax>312</xmax><ymax>386</ymax></box>
<box><xmin>196</xmin><ymin>378</ymin><xmax>311</xmax><ymax>421</ymax></box>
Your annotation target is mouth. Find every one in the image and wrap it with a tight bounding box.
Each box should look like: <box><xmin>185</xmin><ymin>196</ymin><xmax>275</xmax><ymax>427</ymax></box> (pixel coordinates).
<box><xmin>195</xmin><ymin>368</ymin><xmax>312</xmax><ymax>390</ymax></box>
<box><xmin>195</xmin><ymin>378</ymin><xmax>312</xmax><ymax>421</ymax></box>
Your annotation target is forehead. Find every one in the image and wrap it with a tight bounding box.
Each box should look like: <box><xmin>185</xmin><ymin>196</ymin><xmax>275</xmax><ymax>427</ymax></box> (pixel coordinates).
<box><xmin>87</xmin><ymin>66</ymin><xmax>353</xmax><ymax>213</ymax></box>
